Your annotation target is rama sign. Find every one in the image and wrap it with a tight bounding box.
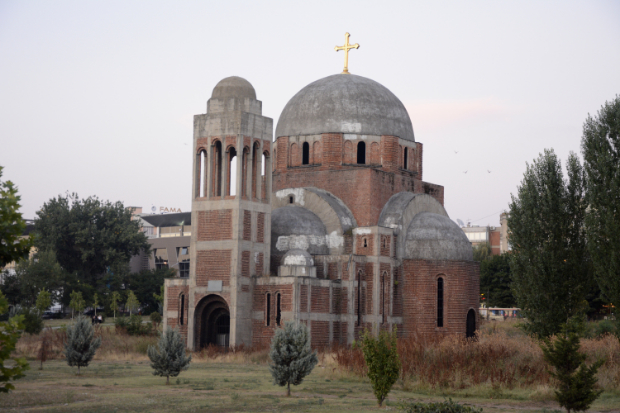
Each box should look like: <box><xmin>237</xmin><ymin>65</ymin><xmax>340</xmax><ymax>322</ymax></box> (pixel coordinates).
<box><xmin>160</xmin><ymin>207</ymin><xmax>182</xmax><ymax>213</ymax></box>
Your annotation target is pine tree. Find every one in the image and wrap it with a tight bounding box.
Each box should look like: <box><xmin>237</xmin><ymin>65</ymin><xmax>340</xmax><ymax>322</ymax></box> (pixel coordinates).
<box><xmin>541</xmin><ymin>319</ymin><xmax>604</xmax><ymax>413</ymax></box>
<box><xmin>147</xmin><ymin>326</ymin><xmax>191</xmax><ymax>384</ymax></box>
<box><xmin>64</xmin><ymin>316</ymin><xmax>101</xmax><ymax>375</ymax></box>
<box><xmin>360</xmin><ymin>329</ymin><xmax>401</xmax><ymax>407</ymax></box>
<box><xmin>269</xmin><ymin>321</ymin><xmax>318</xmax><ymax>396</ymax></box>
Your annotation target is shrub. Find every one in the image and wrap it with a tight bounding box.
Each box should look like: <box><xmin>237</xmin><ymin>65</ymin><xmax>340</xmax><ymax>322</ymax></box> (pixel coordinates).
<box><xmin>115</xmin><ymin>315</ymin><xmax>153</xmax><ymax>336</ymax></box>
<box><xmin>150</xmin><ymin>311</ymin><xmax>162</xmax><ymax>326</ymax></box>
<box><xmin>269</xmin><ymin>321</ymin><xmax>318</xmax><ymax>396</ymax></box>
<box><xmin>147</xmin><ymin>327</ymin><xmax>191</xmax><ymax>384</ymax></box>
<box><xmin>360</xmin><ymin>329</ymin><xmax>401</xmax><ymax>407</ymax></box>
<box><xmin>398</xmin><ymin>398</ymin><xmax>483</xmax><ymax>413</ymax></box>
<box><xmin>20</xmin><ymin>307</ymin><xmax>44</xmax><ymax>335</ymax></box>
<box><xmin>64</xmin><ymin>316</ymin><xmax>101</xmax><ymax>375</ymax></box>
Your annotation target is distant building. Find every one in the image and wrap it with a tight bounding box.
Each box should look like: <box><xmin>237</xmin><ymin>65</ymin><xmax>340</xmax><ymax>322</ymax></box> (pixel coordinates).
<box><xmin>460</xmin><ymin>213</ymin><xmax>509</xmax><ymax>255</ymax></box>
<box><xmin>128</xmin><ymin>210</ymin><xmax>191</xmax><ymax>277</ymax></box>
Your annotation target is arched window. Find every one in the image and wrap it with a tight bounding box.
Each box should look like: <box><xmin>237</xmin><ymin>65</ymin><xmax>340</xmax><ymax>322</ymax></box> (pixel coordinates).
<box><xmin>276</xmin><ymin>293</ymin><xmax>281</xmax><ymax>326</ymax></box>
<box><xmin>363</xmin><ymin>237</ymin><xmax>367</xmax><ymax>248</ymax></box>
<box><xmin>437</xmin><ymin>277</ymin><xmax>444</xmax><ymax>327</ymax></box>
<box><xmin>302</xmin><ymin>142</ymin><xmax>310</xmax><ymax>165</ymax></box>
<box><xmin>357</xmin><ymin>141</ymin><xmax>366</xmax><ymax>164</ymax></box>
<box><xmin>180</xmin><ymin>294</ymin><xmax>185</xmax><ymax>326</ymax></box>
<box><xmin>403</xmin><ymin>147</ymin><xmax>408</xmax><ymax>169</ymax></box>
<box><xmin>289</xmin><ymin>195</ymin><xmax>294</xmax><ymax>204</ymax></box>
<box><xmin>228</xmin><ymin>147</ymin><xmax>237</xmax><ymax>196</ymax></box>
<box><xmin>214</xmin><ymin>141</ymin><xmax>222</xmax><ymax>196</ymax></box>
<box><xmin>357</xmin><ymin>270</ymin><xmax>362</xmax><ymax>326</ymax></box>
<box><xmin>266</xmin><ymin>293</ymin><xmax>271</xmax><ymax>326</ymax></box>
<box><xmin>466</xmin><ymin>309</ymin><xmax>476</xmax><ymax>338</ymax></box>
<box><xmin>381</xmin><ymin>272</ymin><xmax>387</xmax><ymax>324</ymax></box>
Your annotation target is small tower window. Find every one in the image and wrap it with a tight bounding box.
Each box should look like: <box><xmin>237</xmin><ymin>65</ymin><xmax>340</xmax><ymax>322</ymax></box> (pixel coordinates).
<box><xmin>289</xmin><ymin>195</ymin><xmax>294</xmax><ymax>204</ymax></box>
<box><xmin>266</xmin><ymin>293</ymin><xmax>271</xmax><ymax>326</ymax></box>
<box><xmin>437</xmin><ymin>277</ymin><xmax>444</xmax><ymax>327</ymax></box>
<box><xmin>357</xmin><ymin>141</ymin><xmax>366</xmax><ymax>164</ymax></box>
<box><xmin>302</xmin><ymin>142</ymin><xmax>310</xmax><ymax>165</ymax></box>
<box><xmin>363</xmin><ymin>237</ymin><xmax>368</xmax><ymax>248</ymax></box>
<box><xmin>403</xmin><ymin>147</ymin><xmax>408</xmax><ymax>169</ymax></box>
<box><xmin>276</xmin><ymin>293</ymin><xmax>281</xmax><ymax>326</ymax></box>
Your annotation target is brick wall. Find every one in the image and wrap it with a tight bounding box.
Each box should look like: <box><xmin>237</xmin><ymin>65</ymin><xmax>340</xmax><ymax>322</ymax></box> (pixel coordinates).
<box><xmin>311</xmin><ymin>321</ymin><xmax>329</xmax><ymax>348</ymax></box>
<box><xmin>356</xmin><ymin>234</ymin><xmax>374</xmax><ymax>255</ymax></box>
<box><xmin>300</xmin><ymin>285</ymin><xmax>308</xmax><ymax>312</ymax></box>
<box><xmin>328</xmin><ymin>262</ymin><xmax>338</xmax><ymax>280</ymax></box>
<box><xmin>197</xmin><ymin>210</ymin><xmax>232</xmax><ymax>241</ymax></box>
<box><xmin>166</xmin><ymin>285</ymin><xmax>189</xmax><ymax>341</ymax></box>
<box><xmin>243</xmin><ymin>210</ymin><xmax>251</xmax><ymax>241</ymax></box>
<box><xmin>310</xmin><ymin>286</ymin><xmax>329</xmax><ymax>313</ymax></box>
<box><xmin>241</xmin><ymin>251</ymin><xmax>250</xmax><ymax>277</ymax></box>
<box><xmin>313</xmin><ymin>141</ymin><xmax>321</xmax><ymax>165</ymax></box>
<box><xmin>252</xmin><ymin>285</ymin><xmax>293</xmax><ymax>348</ymax></box>
<box><xmin>255</xmin><ymin>252</ymin><xmax>264</xmax><ymax>277</ymax></box>
<box><xmin>195</xmin><ymin>250</ymin><xmax>231</xmax><ymax>286</ymax></box>
<box><xmin>380</xmin><ymin>235</ymin><xmax>391</xmax><ymax>256</ymax></box>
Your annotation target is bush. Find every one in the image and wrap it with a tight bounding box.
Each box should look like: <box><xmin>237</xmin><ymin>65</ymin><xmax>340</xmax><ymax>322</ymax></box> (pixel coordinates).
<box><xmin>147</xmin><ymin>327</ymin><xmax>191</xmax><ymax>384</ymax></box>
<box><xmin>398</xmin><ymin>398</ymin><xmax>483</xmax><ymax>413</ymax></box>
<box><xmin>64</xmin><ymin>316</ymin><xmax>101</xmax><ymax>375</ymax></box>
<box><xmin>150</xmin><ymin>311</ymin><xmax>162</xmax><ymax>326</ymax></box>
<box><xmin>115</xmin><ymin>315</ymin><xmax>153</xmax><ymax>336</ymax></box>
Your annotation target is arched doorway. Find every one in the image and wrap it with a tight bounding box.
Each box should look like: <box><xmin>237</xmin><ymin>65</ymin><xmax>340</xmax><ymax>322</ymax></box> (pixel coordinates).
<box><xmin>195</xmin><ymin>295</ymin><xmax>230</xmax><ymax>349</ymax></box>
<box><xmin>466</xmin><ymin>309</ymin><xmax>476</xmax><ymax>338</ymax></box>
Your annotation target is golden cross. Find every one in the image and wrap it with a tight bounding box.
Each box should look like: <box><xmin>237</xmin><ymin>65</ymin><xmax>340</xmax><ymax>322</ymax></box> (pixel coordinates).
<box><xmin>334</xmin><ymin>32</ymin><xmax>360</xmax><ymax>74</ymax></box>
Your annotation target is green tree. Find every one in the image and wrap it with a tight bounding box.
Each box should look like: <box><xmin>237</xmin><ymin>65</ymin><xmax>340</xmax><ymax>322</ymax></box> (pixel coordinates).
<box><xmin>13</xmin><ymin>250</ymin><xmax>68</xmax><ymax>307</ymax></box>
<box><xmin>147</xmin><ymin>326</ymin><xmax>191</xmax><ymax>384</ymax></box>
<box><xmin>34</xmin><ymin>193</ymin><xmax>150</xmax><ymax>289</ymax></box>
<box><xmin>19</xmin><ymin>307</ymin><xmax>44</xmax><ymax>335</ymax></box>
<box><xmin>0</xmin><ymin>271</ymin><xmax>24</xmax><ymax>306</ymax></box>
<box><xmin>110</xmin><ymin>290</ymin><xmax>122</xmax><ymax>319</ymax></box>
<box><xmin>541</xmin><ymin>319</ymin><xmax>604</xmax><ymax>413</ymax></box>
<box><xmin>126</xmin><ymin>268</ymin><xmax>175</xmax><ymax>315</ymax></box>
<box><xmin>480</xmin><ymin>254</ymin><xmax>516</xmax><ymax>308</ymax></box>
<box><xmin>0</xmin><ymin>291</ymin><xmax>29</xmax><ymax>392</ymax></box>
<box><xmin>472</xmin><ymin>242</ymin><xmax>492</xmax><ymax>262</ymax></box>
<box><xmin>0</xmin><ymin>166</ymin><xmax>33</xmax><ymax>268</ymax></box>
<box><xmin>508</xmin><ymin>149</ymin><xmax>591</xmax><ymax>337</ymax></box>
<box><xmin>360</xmin><ymin>329</ymin><xmax>401</xmax><ymax>407</ymax></box>
<box><xmin>581</xmin><ymin>95</ymin><xmax>620</xmax><ymax>328</ymax></box>
<box><xmin>125</xmin><ymin>290</ymin><xmax>140</xmax><ymax>316</ymax></box>
<box><xmin>64</xmin><ymin>316</ymin><xmax>101</xmax><ymax>375</ymax></box>
<box><xmin>69</xmin><ymin>290</ymin><xmax>85</xmax><ymax>319</ymax></box>
<box><xmin>269</xmin><ymin>321</ymin><xmax>318</xmax><ymax>396</ymax></box>
<box><xmin>36</xmin><ymin>290</ymin><xmax>52</xmax><ymax>313</ymax></box>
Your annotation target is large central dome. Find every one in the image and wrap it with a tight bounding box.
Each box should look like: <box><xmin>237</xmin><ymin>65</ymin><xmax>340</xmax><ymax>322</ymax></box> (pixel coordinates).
<box><xmin>275</xmin><ymin>74</ymin><xmax>415</xmax><ymax>142</ymax></box>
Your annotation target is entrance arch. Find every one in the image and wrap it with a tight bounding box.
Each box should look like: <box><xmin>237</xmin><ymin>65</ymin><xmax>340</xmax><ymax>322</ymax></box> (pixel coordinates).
<box><xmin>466</xmin><ymin>309</ymin><xmax>476</xmax><ymax>338</ymax></box>
<box><xmin>194</xmin><ymin>294</ymin><xmax>230</xmax><ymax>349</ymax></box>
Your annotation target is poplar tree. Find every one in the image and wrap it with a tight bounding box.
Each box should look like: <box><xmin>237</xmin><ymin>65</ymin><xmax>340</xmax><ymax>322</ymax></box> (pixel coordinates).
<box><xmin>582</xmin><ymin>95</ymin><xmax>620</xmax><ymax>329</ymax></box>
<box><xmin>147</xmin><ymin>327</ymin><xmax>191</xmax><ymax>384</ymax></box>
<box><xmin>36</xmin><ymin>290</ymin><xmax>52</xmax><ymax>313</ymax></box>
<box><xmin>64</xmin><ymin>316</ymin><xmax>101</xmax><ymax>375</ymax></box>
<box><xmin>111</xmin><ymin>291</ymin><xmax>122</xmax><ymax>319</ymax></box>
<box><xmin>508</xmin><ymin>149</ymin><xmax>591</xmax><ymax>337</ymax></box>
<box><xmin>69</xmin><ymin>290</ymin><xmax>85</xmax><ymax>319</ymax></box>
<box><xmin>269</xmin><ymin>321</ymin><xmax>318</xmax><ymax>396</ymax></box>
<box><xmin>126</xmin><ymin>290</ymin><xmax>139</xmax><ymax>316</ymax></box>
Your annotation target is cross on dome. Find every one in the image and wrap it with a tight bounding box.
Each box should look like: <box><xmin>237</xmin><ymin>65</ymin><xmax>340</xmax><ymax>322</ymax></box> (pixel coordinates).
<box><xmin>334</xmin><ymin>32</ymin><xmax>360</xmax><ymax>74</ymax></box>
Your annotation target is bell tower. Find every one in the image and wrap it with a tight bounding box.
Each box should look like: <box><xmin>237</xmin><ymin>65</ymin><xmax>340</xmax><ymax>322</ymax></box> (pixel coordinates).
<box><xmin>165</xmin><ymin>76</ymin><xmax>273</xmax><ymax>350</ymax></box>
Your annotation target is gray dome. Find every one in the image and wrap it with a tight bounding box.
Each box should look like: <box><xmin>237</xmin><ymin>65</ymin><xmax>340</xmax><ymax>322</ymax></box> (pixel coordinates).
<box><xmin>282</xmin><ymin>249</ymin><xmax>314</xmax><ymax>266</ymax></box>
<box><xmin>271</xmin><ymin>206</ymin><xmax>329</xmax><ymax>257</ymax></box>
<box><xmin>405</xmin><ymin>212</ymin><xmax>473</xmax><ymax>261</ymax></box>
<box><xmin>211</xmin><ymin>76</ymin><xmax>256</xmax><ymax>100</ymax></box>
<box><xmin>275</xmin><ymin>74</ymin><xmax>415</xmax><ymax>142</ymax></box>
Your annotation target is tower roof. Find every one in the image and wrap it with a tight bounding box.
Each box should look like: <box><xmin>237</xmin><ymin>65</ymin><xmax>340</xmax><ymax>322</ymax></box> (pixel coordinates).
<box><xmin>275</xmin><ymin>74</ymin><xmax>415</xmax><ymax>141</ymax></box>
<box><xmin>211</xmin><ymin>76</ymin><xmax>256</xmax><ymax>100</ymax></box>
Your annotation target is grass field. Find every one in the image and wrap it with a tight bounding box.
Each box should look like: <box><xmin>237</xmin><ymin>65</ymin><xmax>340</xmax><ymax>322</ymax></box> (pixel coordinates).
<box><xmin>4</xmin><ymin>356</ymin><xmax>620</xmax><ymax>412</ymax></box>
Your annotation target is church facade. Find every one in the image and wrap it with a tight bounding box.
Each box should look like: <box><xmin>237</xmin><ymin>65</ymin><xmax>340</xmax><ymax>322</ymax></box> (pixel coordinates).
<box><xmin>164</xmin><ymin>73</ymin><xmax>479</xmax><ymax>350</ymax></box>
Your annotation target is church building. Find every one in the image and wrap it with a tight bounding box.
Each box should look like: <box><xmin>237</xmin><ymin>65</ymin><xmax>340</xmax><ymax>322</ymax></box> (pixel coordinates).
<box><xmin>164</xmin><ymin>49</ymin><xmax>479</xmax><ymax>349</ymax></box>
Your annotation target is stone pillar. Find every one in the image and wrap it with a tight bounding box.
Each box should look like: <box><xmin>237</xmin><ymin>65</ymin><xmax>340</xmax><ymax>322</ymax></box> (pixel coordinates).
<box><xmin>246</xmin><ymin>143</ymin><xmax>254</xmax><ymax>200</ymax></box>
<box><xmin>236</xmin><ymin>136</ymin><xmax>243</xmax><ymax>199</ymax></box>
<box><xmin>221</xmin><ymin>148</ymin><xmax>228</xmax><ymax>199</ymax></box>
<box><xmin>265</xmin><ymin>153</ymin><xmax>272</xmax><ymax>203</ymax></box>
<box><xmin>194</xmin><ymin>151</ymin><xmax>201</xmax><ymax>198</ymax></box>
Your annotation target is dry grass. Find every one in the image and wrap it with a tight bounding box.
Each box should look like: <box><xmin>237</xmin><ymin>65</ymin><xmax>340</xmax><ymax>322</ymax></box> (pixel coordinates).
<box><xmin>333</xmin><ymin>326</ymin><xmax>620</xmax><ymax>393</ymax></box>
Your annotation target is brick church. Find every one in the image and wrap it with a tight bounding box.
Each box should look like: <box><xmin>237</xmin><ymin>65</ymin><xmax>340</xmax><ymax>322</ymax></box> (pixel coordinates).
<box><xmin>164</xmin><ymin>68</ymin><xmax>480</xmax><ymax>350</ymax></box>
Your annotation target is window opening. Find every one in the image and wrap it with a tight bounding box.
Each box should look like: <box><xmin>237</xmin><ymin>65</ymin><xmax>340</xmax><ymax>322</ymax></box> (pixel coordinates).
<box><xmin>214</xmin><ymin>141</ymin><xmax>222</xmax><ymax>196</ymax></box>
<box><xmin>289</xmin><ymin>195</ymin><xmax>294</xmax><ymax>204</ymax></box>
<box><xmin>229</xmin><ymin>147</ymin><xmax>237</xmax><ymax>196</ymax></box>
<box><xmin>266</xmin><ymin>293</ymin><xmax>271</xmax><ymax>326</ymax></box>
<box><xmin>381</xmin><ymin>273</ymin><xmax>385</xmax><ymax>324</ymax></box>
<box><xmin>262</xmin><ymin>153</ymin><xmax>266</xmax><ymax>176</ymax></box>
<box><xmin>302</xmin><ymin>142</ymin><xmax>310</xmax><ymax>165</ymax></box>
<box><xmin>357</xmin><ymin>141</ymin><xmax>366</xmax><ymax>164</ymax></box>
<box><xmin>180</xmin><ymin>295</ymin><xmax>185</xmax><ymax>325</ymax></box>
<box><xmin>276</xmin><ymin>293</ymin><xmax>281</xmax><ymax>326</ymax></box>
<box><xmin>154</xmin><ymin>249</ymin><xmax>169</xmax><ymax>270</ymax></box>
<box><xmin>437</xmin><ymin>277</ymin><xmax>444</xmax><ymax>327</ymax></box>
<box><xmin>363</xmin><ymin>238</ymin><xmax>367</xmax><ymax>248</ymax></box>
<box><xmin>357</xmin><ymin>271</ymin><xmax>362</xmax><ymax>326</ymax></box>
<box><xmin>403</xmin><ymin>147</ymin><xmax>408</xmax><ymax>169</ymax></box>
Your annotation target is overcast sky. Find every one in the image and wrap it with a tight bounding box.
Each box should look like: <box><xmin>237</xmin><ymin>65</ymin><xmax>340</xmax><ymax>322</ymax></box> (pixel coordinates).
<box><xmin>1</xmin><ymin>0</ymin><xmax>619</xmax><ymax>227</ymax></box>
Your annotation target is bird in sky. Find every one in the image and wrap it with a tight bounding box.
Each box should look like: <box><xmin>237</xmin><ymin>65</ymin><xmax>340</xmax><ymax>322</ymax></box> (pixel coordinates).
<box><xmin>463</xmin><ymin>171</ymin><xmax>468</xmax><ymax>174</ymax></box>
<box><xmin>454</xmin><ymin>151</ymin><xmax>459</xmax><ymax>154</ymax></box>
<box><xmin>487</xmin><ymin>170</ymin><xmax>492</xmax><ymax>173</ymax></box>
